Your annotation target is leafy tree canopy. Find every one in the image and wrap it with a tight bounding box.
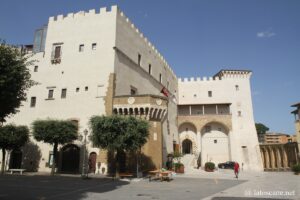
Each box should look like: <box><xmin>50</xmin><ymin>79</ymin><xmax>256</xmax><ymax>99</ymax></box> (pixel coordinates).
<box><xmin>0</xmin><ymin>124</ymin><xmax>29</xmax><ymax>150</ymax></box>
<box><xmin>32</xmin><ymin>120</ymin><xmax>78</xmax><ymax>145</ymax></box>
<box><xmin>90</xmin><ymin>115</ymin><xmax>149</xmax><ymax>151</ymax></box>
<box><xmin>255</xmin><ymin>123</ymin><xmax>269</xmax><ymax>135</ymax></box>
<box><xmin>0</xmin><ymin>41</ymin><xmax>35</xmax><ymax>123</ymax></box>
<box><xmin>0</xmin><ymin>124</ymin><xmax>29</xmax><ymax>174</ymax></box>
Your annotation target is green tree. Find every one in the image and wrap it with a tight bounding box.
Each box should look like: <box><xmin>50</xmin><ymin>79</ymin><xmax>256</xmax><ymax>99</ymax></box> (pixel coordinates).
<box><xmin>0</xmin><ymin>41</ymin><xmax>34</xmax><ymax>124</ymax></box>
<box><xmin>255</xmin><ymin>123</ymin><xmax>269</xmax><ymax>135</ymax></box>
<box><xmin>0</xmin><ymin>124</ymin><xmax>29</xmax><ymax>174</ymax></box>
<box><xmin>90</xmin><ymin>115</ymin><xmax>149</xmax><ymax>177</ymax></box>
<box><xmin>32</xmin><ymin>119</ymin><xmax>78</xmax><ymax>175</ymax></box>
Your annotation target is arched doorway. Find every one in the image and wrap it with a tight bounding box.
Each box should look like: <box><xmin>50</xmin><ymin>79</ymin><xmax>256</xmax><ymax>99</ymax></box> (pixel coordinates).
<box><xmin>182</xmin><ymin>139</ymin><xmax>193</xmax><ymax>154</ymax></box>
<box><xmin>201</xmin><ymin>122</ymin><xmax>229</xmax><ymax>165</ymax></box>
<box><xmin>88</xmin><ymin>152</ymin><xmax>97</xmax><ymax>173</ymax></box>
<box><xmin>9</xmin><ymin>149</ymin><xmax>22</xmax><ymax>169</ymax></box>
<box><xmin>179</xmin><ymin>122</ymin><xmax>197</xmax><ymax>155</ymax></box>
<box><xmin>61</xmin><ymin>144</ymin><xmax>80</xmax><ymax>173</ymax></box>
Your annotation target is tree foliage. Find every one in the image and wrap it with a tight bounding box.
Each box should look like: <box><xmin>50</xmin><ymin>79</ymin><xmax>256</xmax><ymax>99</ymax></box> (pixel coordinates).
<box><xmin>32</xmin><ymin>120</ymin><xmax>78</xmax><ymax>145</ymax></box>
<box><xmin>90</xmin><ymin>115</ymin><xmax>149</xmax><ymax>151</ymax></box>
<box><xmin>0</xmin><ymin>124</ymin><xmax>29</xmax><ymax>174</ymax></box>
<box><xmin>0</xmin><ymin>41</ymin><xmax>35</xmax><ymax>123</ymax></box>
<box><xmin>32</xmin><ymin>119</ymin><xmax>78</xmax><ymax>175</ymax></box>
<box><xmin>255</xmin><ymin>123</ymin><xmax>269</xmax><ymax>135</ymax></box>
<box><xmin>90</xmin><ymin>115</ymin><xmax>149</xmax><ymax>176</ymax></box>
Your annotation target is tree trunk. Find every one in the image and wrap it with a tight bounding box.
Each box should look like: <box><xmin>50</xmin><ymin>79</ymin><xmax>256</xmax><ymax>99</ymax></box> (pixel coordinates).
<box><xmin>1</xmin><ymin>148</ymin><xmax>6</xmax><ymax>175</ymax></box>
<box><xmin>51</xmin><ymin>143</ymin><xmax>58</xmax><ymax>176</ymax></box>
<box><xmin>115</xmin><ymin>150</ymin><xmax>120</xmax><ymax>178</ymax></box>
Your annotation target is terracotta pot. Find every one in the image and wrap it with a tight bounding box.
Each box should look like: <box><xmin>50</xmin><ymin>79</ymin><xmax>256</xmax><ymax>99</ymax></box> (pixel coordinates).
<box><xmin>205</xmin><ymin>168</ymin><xmax>214</xmax><ymax>172</ymax></box>
<box><xmin>175</xmin><ymin>165</ymin><xmax>184</xmax><ymax>173</ymax></box>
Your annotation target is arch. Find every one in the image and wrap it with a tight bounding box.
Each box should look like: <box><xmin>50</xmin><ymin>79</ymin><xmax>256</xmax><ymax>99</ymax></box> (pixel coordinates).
<box><xmin>178</xmin><ymin>122</ymin><xmax>197</xmax><ymax>133</ymax></box>
<box><xmin>179</xmin><ymin>122</ymin><xmax>198</xmax><ymax>154</ymax></box>
<box><xmin>182</xmin><ymin>139</ymin><xmax>193</xmax><ymax>154</ymax></box>
<box><xmin>200</xmin><ymin>121</ymin><xmax>229</xmax><ymax>134</ymax></box>
<box><xmin>61</xmin><ymin>144</ymin><xmax>80</xmax><ymax>173</ymax></box>
<box><xmin>88</xmin><ymin>152</ymin><xmax>97</xmax><ymax>173</ymax></box>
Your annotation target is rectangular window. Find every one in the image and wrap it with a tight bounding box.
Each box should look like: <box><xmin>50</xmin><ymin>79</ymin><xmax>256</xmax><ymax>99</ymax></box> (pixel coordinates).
<box><xmin>96</xmin><ymin>85</ymin><xmax>105</xmax><ymax>97</ymax></box>
<box><xmin>214</xmin><ymin>139</ymin><xmax>217</xmax><ymax>144</ymax></box>
<box><xmin>148</xmin><ymin>64</ymin><xmax>152</xmax><ymax>74</ymax></box>
<box><xmin>159</xmin><ymin>73</ymin><xmax>162</xmax><ymax>83</ymax></box>
<box><xmin>130</xmin><ymin>86</ymin><xmax>137</xmax><ymax>95</ymax></box>
<box><xmin>48</xmin><ymin>89</ymin><xmax>54</xmax><ymax>99</ymax></box>
<box><xmin>205</xmin><ymin>126</ymin><xmax>211</xmax><ymax>132</ymax></box>
<box><xmin>138</xmin><ymin>54</ymin><xmax>141</xmax><ymax>66</ymax></box>
<box><xmin>76</xmin><ymin>87</ymin><xmax>80</xmax><ymax>92</ymax></box>
<box><xmin>30</xmin><ymin>97</ymin><xmax>36</xmax><ymax>107</ymax></box>
<box><xmin>208</xmin><ymin>91</ymin><xmax>212</xmax><ymax>97</ymax></box>
<box><xmin>34</xmin><ymin>66</ymin><xmax>38</xmax><ymax>72</ymax></box>
<box><xmin>61</xmin><ymin>89</ymin><xmax>67</xmax><ymax>99</ymax></box>
<box><xmin>235</xmin><ymin>85</ymin><xmax>239</xmax><ymax>91</ymax></box>
<box><xmin>92</xmin><ymin>43</ymin><xmax>97</xmax><ymax>50</ymax></box>
<box><xmin>85</xmin><ymin>86</ymin><xmax>88</xmax><ymax>91</ymax></box>
<box><xmin>54</xmin><ymin>46</ymin><xmax>61</xmax><ymax>59</ymax></box>
<box><xmin>79</xmin><ymin>44</ymin><xmax>84</xmax><ymax>52</ymax></box>
<box><xmin>238</xmin><ymin>111</ymin><xmax>242</xmax><ymax>117</ymax></box>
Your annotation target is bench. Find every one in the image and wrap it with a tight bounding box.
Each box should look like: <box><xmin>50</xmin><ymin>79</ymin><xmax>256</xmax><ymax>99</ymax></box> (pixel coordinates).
<box><xmin>148</xmin><ymin>170</ymin><xmax>172</xmax><ymax>182</ymax></box>
<box><xmin>9</xmin><ymin>169</ymin><xmax>26</xmax><ymax>175</ymax></box>
<box><xmin>119</xmin><ymin>173</ymin><xmax>134</xmax><ymax>180</ymax></box>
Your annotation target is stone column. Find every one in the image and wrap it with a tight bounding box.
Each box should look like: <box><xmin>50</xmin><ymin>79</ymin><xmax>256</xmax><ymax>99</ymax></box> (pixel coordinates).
<box><xmin>276</xmin><ymin>147</ymin><xmax>282</xmax><ymax>169</ymax></box>
<box><xmin>265</xmin><ymin>148</ymin><xmax>270</xmax><ymax>169</ymax></box>
<box><xmin>270</xmin><ymin>148</ymin><xmax>276</xmax><ymax>170</ymax></box>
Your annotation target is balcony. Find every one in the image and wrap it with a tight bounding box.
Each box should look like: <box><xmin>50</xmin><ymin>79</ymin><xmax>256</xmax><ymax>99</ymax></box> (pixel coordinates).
<box><xmin>113</xmin><ymin>95</ymin><xmax>168</xmax><ymax>120</ymax></box>
<box><xmin>178</xmin><ymin>104</ymin><xmax>231</xmax><ymax>116</ymax></box>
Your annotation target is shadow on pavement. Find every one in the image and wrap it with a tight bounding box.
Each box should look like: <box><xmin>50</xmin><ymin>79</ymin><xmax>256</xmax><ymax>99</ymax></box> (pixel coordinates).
<box><xmin>0</xmin><ymin>174</ymin><xmax>129</xmax><ymax>200</ymax></box>
<box><xmin>212</xmin><ymin>197</ymin><xmax>293</xmax><ymax>200</ymax></box>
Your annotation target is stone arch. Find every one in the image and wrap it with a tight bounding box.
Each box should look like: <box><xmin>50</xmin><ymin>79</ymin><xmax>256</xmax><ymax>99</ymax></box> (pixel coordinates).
<box><xmin>200</xmin><ymin>121</ymin><xmax>230</xmax><ymax>166</ymax></box>
<box><xmin>178</xmin><ymin>122</ymin><xmax>198</xmax><ymax>154</ymax></box>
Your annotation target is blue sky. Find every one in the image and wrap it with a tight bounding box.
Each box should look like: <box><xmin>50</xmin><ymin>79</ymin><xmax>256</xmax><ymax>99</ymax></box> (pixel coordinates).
<box><xmin>1</xmin><ymin>0</ymin><xmax>299</xmax><ymax>134</ymax></box>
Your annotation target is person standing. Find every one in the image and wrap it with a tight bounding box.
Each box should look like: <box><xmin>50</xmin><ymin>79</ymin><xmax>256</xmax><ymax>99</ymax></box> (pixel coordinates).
<box><xmin>234</xmin><ymin>162</ymin><xmax>240</xmax><ymax>179</ymax></box>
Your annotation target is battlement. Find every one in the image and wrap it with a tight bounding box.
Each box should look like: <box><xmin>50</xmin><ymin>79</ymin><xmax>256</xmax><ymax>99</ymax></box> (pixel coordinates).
<box><xmin>117</xmin><ymin>9</ymin><xmax>177</xmax><ymax>79</ymax></box>
<box><xmin>49</xmin><ymin>5</ymin><xmax>118</xmax><ymax>22</ymax></box>
<box><xmin>178</xmin><ymin>76</ymin><xmax>221</xmax><ymax>82</ymax></box>
<box><xmin>48</xmin><ymin>5</ymin><xmax>177</xmax><ymax>79</ymax></box>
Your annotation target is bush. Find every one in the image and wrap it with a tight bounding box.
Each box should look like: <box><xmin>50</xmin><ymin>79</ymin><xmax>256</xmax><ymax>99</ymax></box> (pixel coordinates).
<box><xmin>174</xmin><ymin>162</ymin><xmax>184</xmax><ymax>170</ymax></box>
<box><xmin>205</xmin><ymin>162</ymin><xmax>215</xmax><ymax>170</ymax></box>
<box><xmin>292</xmin><ymin>164</ymin><xmax>300</xmax><ymax>174</ymax></box>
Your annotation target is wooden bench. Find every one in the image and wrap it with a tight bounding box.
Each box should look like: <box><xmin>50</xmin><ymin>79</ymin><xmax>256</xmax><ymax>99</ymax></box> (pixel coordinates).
<box><xmin>148</xmin><ymin>170</ymin><xmax>172</xmax><ymax>182</ymax></box>
<box><xmin>9</xmin><ymin>169</ymin><xmax>26</xmax><ymax>175</ymax></box>
<box><xmin>119</xmin><ymin>173</ymin><xmax>134</xmax><ymax>180</ymax></box>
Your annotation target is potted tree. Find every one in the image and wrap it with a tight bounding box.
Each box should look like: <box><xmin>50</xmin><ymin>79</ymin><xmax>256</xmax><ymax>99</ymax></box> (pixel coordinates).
<box><xmin>292</xmin><ymin>164</ymin><xmax>300</xmax><ymax>175</ymax></box>
<box><xmin>172</xmin><ymin>151</ymin><xmax>184</xmax><ymax>173</ymax></box>
<box><xmin>204</xmin><ymin>162</ymin><xmax>215</xmax><ymax>172</ymax></box>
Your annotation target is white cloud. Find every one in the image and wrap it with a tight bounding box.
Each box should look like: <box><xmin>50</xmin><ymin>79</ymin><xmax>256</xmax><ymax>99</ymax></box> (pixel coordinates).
<box><xmin>256</xmin><ymin>30</ymin><xmax>276</xmax><ymax>38</ymax></box>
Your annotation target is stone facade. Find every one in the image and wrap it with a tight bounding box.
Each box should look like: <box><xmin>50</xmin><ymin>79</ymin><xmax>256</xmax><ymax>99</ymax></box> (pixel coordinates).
<box><xmin>177</xmin><ymin>70</ymin><xmax>263</xmax><ymax>171</ymax></box>
<box><xmin>0</xmin><ymin>6</ymin><xmax>263</xmax><ymax>174</ymax></box>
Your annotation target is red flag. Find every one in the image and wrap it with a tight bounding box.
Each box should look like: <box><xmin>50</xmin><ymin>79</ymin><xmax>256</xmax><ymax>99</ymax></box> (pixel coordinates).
<box><xmin>161</xmin><ymin>87</ymin><xmax>169</xmax><ymax>97</ymax></box>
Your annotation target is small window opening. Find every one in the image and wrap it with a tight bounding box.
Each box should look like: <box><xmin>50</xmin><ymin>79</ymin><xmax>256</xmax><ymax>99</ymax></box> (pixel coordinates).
<box><xmin>92</xmin><ymin>43</ymin><xmax>97</xmax><ymax>50</ymax></box>
<box><xmin>30</xmin><ymin>97</ymin><xmax>36</xmax><ymax>107</ymax></box>
<box><xmin>34</xmin><ymin>66</ymin><xmax>38</xmax><ymax>72</ymax></box>
<box><xmin>76</xmin><ymin>87</ymin><xmax>80</xmax><ymax>92</ymax></box>
<box><xmin>79</xmin><ymin>44</ymin><xmax>84</xmax><ymax>52</ymax></box>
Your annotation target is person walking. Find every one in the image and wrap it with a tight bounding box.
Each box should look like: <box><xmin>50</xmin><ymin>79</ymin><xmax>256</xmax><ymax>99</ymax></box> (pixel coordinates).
<box><xmin>234</xmin><ymin>162</ymin><xmax>240</xmax><ymax>179</ymax></box>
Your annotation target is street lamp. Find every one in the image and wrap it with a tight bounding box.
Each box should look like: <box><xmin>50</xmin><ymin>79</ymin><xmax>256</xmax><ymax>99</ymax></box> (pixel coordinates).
<box><xmin>79</xmin><ymin>129</ymin><xmax>89</xmax><ymax>178</ymax></box>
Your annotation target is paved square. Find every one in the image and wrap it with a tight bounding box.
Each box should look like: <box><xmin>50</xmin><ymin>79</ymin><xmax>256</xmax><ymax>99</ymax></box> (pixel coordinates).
<box><xmin>0</xmin><ymin>175</ymin><xmax>243</xmax><ymax>200</ymax></box>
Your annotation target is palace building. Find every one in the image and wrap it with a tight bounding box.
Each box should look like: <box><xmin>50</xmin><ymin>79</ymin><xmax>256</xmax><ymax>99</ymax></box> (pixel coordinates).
<box><xmin>1</xmin><ymin>5</ymin><xmax>263</xmax><ymax>174</ymax></box>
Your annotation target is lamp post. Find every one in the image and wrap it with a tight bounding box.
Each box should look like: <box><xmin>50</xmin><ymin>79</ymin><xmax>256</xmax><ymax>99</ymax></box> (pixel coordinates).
<box><xmin>79</xmin><ymin>129</ymin><xmax>89</xmax><ymax>178</ymax></box>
